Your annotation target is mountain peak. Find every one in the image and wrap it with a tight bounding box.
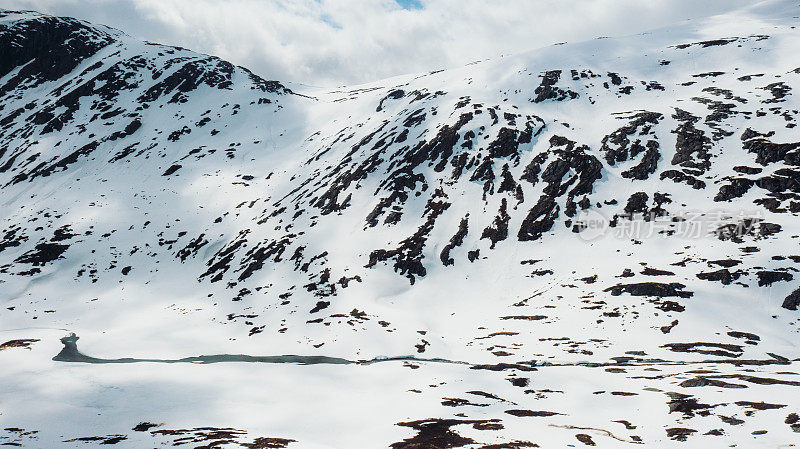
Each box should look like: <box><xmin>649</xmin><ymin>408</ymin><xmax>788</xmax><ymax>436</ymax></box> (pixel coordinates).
<box><xmin>2</xmin><ymin>4</ymin><xmax>800</xmax><ymax>447</ymax></box>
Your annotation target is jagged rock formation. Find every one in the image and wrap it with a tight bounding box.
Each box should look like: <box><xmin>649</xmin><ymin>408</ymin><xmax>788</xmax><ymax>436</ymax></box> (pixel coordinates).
<box><xmin>2</xmin><ymin>3</ymin><xmax>800</xmax><ymax>447</ymax></box>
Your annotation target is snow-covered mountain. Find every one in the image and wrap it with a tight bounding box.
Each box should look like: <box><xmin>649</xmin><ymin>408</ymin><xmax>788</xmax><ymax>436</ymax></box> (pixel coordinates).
<box><xmin>2</xmin><ymin>2</ymin><xmax>800</xmax><ymax>447</ymax></box>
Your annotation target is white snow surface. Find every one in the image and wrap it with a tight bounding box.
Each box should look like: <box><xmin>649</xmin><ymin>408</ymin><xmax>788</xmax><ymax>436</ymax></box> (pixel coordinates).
<box><xmin>2</xmin><ymin>2</ymin><xmax>800</xmax><ymax>447</ymax></box>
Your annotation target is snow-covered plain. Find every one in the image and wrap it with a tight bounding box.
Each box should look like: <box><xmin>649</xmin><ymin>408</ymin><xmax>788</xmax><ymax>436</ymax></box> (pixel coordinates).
<box><xmin>2</xmin><ymin>1</ymin><xmax>800</xmax><ymax>447</ymax></box>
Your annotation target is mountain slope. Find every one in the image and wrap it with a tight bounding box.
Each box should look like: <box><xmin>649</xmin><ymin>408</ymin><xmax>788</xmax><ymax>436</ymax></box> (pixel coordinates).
<box><xmin>2</xmin><ymin>3</ymin><xmax>800</xmax><ymax>448</ymax></box>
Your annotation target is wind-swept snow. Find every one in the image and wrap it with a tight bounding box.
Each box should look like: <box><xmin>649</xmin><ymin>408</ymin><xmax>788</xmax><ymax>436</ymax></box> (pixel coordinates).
<box><xmin>2</xmin><ymin>2</ymin><xmax>800</xmax><ymax>447</ymax></box>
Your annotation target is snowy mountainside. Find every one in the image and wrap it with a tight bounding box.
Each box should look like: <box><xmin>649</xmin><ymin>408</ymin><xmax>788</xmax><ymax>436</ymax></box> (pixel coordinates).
<box><xmin>2</xmin><ymin>2</ymin><xmax>800</xmax><ymax>448</ymax></box>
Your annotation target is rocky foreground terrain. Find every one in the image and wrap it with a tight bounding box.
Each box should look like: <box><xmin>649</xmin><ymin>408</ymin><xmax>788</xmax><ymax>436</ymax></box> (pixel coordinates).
<box><xmin>2</xmin><ymin>1</ymin><xmax>800</xmax><ymax>447</ymax></box>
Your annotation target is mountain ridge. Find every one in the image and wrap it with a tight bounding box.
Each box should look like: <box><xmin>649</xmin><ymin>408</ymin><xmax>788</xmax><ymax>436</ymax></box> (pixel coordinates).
<box><xmin>2</xmin><ymin>2</ymin><xmax>800</xmax><ymax>447</ymax></box>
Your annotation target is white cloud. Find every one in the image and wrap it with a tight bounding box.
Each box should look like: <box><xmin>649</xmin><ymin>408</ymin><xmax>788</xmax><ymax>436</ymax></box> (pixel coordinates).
<box><xmin>2</xmin><ymin>0</ymin><xmax>753</xmax><ymax>86</ymax></box>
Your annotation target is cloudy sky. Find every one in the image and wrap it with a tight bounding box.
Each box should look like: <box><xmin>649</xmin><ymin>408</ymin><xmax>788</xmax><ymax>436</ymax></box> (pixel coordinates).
<box><xmin>5</xmin><ymin>0</ymin><xmax>752</xmax><ymax>86</ymax></box>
